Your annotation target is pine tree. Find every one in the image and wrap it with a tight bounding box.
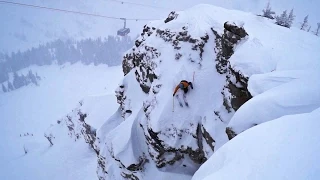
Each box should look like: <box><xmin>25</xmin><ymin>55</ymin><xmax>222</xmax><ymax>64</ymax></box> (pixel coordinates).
<box><xmin>35</xmin><ymin>73</ymin><xmax>41</xmax><ymax>80</ymax></box>
<box><xmin>262</xmin><ymin>1</ymin><xmax>275</xmax><ymax>19</ymax></box>
<box><xmin>27</xmin><ymin>70</ymin><xmax>38</xmax><ymax>86</ymax></box>
<box><xmin>13</xmin><ymin>72</ymin><xmax>28</xmax><ymax>89</ymax></box>
<box><xmin>2</xmin><ymin>83</ymin><xmax>7</xmax><ymax>93</ymax></box>
<box><xmin>275</xmin><ymin>10</ymin><xmax>288</xmax><ymax>27</ymax></box>
<box><xmin>12</xmin><ymin>72</ymin><xmax>20</xmax><ymax>89</ymax></box>
<box><xmin>315</xmin><ymin>23</ymin><xmax>320</xmax><ymax>36</ymax></box>
<box><xmin>286</xmin><ymin>9</ymin><xmax>295</xmax><ymax>28</ymax></box>
<box><xmin>300</xmin><ymin>15</ymin><xmax>309</xmax><ymax>30</ymax></box>
<box><xmin>7</xmin><ymin>81</ymin><xmax>14</xmax><ymax>91</ymax></box>
<box><xmin>307</xmin><ymin>26</ymin><xmax>311</xmax><ymax>32</ymax></box>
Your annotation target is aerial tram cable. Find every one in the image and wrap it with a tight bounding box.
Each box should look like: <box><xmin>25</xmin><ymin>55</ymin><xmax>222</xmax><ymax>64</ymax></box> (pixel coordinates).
<box><xmin>0</xmin><ymin>0</ymin><xmax>160</xmax><ymax>36</ymax></box>
<box><xmin>0</xmin><ymin>0</ymin><xmax>157</xmax><ymax>21</ymax></box>
<box><xmin>105</xmin><ymin>0</ymin><xmax>172</xmax><ymax>10</ymax></box>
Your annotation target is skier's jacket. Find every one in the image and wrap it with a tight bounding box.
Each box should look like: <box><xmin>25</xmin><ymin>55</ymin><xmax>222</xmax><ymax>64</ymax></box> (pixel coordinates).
<box><xmin>173</xmin><ymin>80</ymin><xmax>193</xmax><ymax>96</ymax></box>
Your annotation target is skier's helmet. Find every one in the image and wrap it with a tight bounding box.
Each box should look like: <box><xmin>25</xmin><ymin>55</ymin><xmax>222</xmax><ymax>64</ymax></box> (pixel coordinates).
<box><xmin>179</xmin><ymin>83</ymin><xmax>184</xmax><ymax>89</ymax></box>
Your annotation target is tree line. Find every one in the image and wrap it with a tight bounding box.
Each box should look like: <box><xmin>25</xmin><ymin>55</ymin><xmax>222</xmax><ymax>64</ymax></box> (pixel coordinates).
<box><xmin>2</xmin><ymin>70</ymin><xmax>41</xmax><ymax>93</ymax></box>
<box><xmin>0</xmin><ymin>35</ymin><xmax>134</xmax><ymax>84</ymax></box>
<box><xmin>261</xmin><ymin>1</ymin><xmax>320</xmax><ymax>34</ymax></box>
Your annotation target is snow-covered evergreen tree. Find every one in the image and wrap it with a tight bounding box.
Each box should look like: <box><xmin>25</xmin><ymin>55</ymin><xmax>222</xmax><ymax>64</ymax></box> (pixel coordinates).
<box><xmin>307</xmin><ymin>26</ymin><xmax>312</xmax><ymax>32</ymax></box>
<box><xmin>300</xmin><ymin>15</ymin><xmax>309</xmax><ymax>30</ymax></box>
<box><xmin>262</xmin><ymin>1</ymin><xmax>275</xmax><ymax>19</ymax></box>
<box><xmin>7</xmin><ymin>81</ymin><xmax>14</xmax><ymax>91</ymax></box>
<box><xmin>276</xmin><ymin>9</ymin><xmax>295</xmax><ymax>28</ymax></box>
<box><xmin>27</xmin><ymin>70</ymin><xmax>39</xmax><ymax>86</ymax></box>
<box><xmin>35</xmin><ymin>73</ymin><xmax>41</xmax><ymax>80</ymax></box>
<box><xmin>275</xmin><ymin>10</ymin><xmax>288</xmax><ymax>27</ymax></box>
<box><xmin>286</xmin><ymin>9</ymin><xmax>295</xmax><ymax>28</ymax></box>
<box><xmin>315</xmin><ymin>23</ymin><xmax>320</xmax><ymax>36</ymax></box>
<box><xmin>13</xmin><ymin>72</ymin><xmax>25</xmax><ymax>89</ymax></box>
<box><xmin>1</xmin><ymin>83</ymin><xmax>7</xmax><ymax>93</ymax></box>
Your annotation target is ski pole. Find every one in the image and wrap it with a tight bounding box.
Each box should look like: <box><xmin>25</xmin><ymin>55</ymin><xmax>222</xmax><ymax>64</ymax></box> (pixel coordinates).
<box><xmin>193</xmin><ymin>71</ymin><xmax>195</xmax><ymax>84</ymax></box>
<box><xmin>172</xmin><ymin>97</ymin><xmax>174</xmax><ymax>112</ymax></box>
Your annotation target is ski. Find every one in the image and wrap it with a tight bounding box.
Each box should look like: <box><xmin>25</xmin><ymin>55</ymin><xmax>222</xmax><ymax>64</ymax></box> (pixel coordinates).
<box><xmin>176</xmin><ymin>95</ymin><xmax>183</xmax><ymax>107</ymax></box>
<box><xmin>182</xmin><ymin>93</ymin><xmax>189</xmax><ymax>107</ymax></box>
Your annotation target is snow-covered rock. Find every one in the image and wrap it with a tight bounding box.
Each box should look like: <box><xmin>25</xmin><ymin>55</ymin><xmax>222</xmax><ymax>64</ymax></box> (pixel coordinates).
<box><xmin>92</xmin><ymin>4</ymin><xmax>253</xmax><ymax>179</ymax></box>
<box><xmin>2</xmin><ymin>2</ymin><xmax>320</xmax><ymax>180</ymax></box>
<box><xmin>94</xmin><ymin>4</ymin><xmax>320</xmax><ymax>180</ymax></box>
<box><xmin>227</xmin><ymin>70</ymin><xmax>320</xmax><ymax>137</ymax></box>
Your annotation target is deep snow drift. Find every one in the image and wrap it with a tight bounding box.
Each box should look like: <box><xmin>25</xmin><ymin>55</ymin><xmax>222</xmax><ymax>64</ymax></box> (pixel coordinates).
<box><xmin>0</xmin><ymin>63</ymin><xmax>123</xmax><ymax>180</ymax></box>
<box><xmin>193</xmin><ymin>108</ymin><xmax>320</xmax><ymax>180</ymax></box>
<box><xmin>94</xmin><ymin>3</ymin><xmax>320</xmax><ymax>180</ymax></box>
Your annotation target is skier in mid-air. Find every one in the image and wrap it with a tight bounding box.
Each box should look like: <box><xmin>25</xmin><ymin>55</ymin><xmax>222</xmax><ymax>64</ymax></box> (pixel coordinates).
<box><xmin>173</xmin><ymin>80</ymin><xmax>193</xmax><ymax>96</ymax></box>
<box><xmin>172</xmin><ymin>80</ymin><xmax>193</xmax><ymax>108</ymax></box>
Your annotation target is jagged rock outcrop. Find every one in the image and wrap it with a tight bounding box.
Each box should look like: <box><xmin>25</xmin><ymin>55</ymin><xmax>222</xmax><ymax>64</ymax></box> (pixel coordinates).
<box><xmin>97</xmin><ymin>5</ymin><xmax>253</xmax><ymax>180</ymax></box>
<box><xmin>211</xmin><ymin>22</ymin><xmax>251</xmax><ymax>139</ymax></box>
<box><xmin>45</xmin><ymin>101</ymin><xmax>99</xmax><ymax>154</ymax></box>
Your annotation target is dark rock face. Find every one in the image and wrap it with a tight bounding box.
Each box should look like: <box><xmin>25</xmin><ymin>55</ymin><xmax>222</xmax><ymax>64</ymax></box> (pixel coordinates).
<box><xmin>212</xmin><ymin>22</ymin><xmax>251</xmax><ymax>139</ymax></box>
<box><xmin>46</xmin><ymin>101</ymin><xmax>99</xmax><ymax>154</ymax></box>
<box><xmin>122</xmin><ymin>23</ymin><xmax>209</xmax><ymax>95</ymax></box>
<box><xmin>164</xmin><ymin>11</ymin><xmax>179</xmax><ymax>23</ymax></box>
<box><xmin>224</xmin><ymin>22</ymin><xmax>248</xmax><ymax>38</ymax></box>
<box><xmin>78</xmin><ymin>111</ymin><xmax>99</xmax><ymax>154</ymax></box>
<box><xmin>141</xmin><ymin>123</ymin><xmax>207</xmax><ymax>170</ymax></box>
<box><xmin>122</xmin><ymin>25</ymin><xmax>160</xmax><ymax>94</ymax></box>
<box><xmin>115</xmin><ymin>84</ymin><xmax>129</xmax><ymax>118</ymax></box>
<box><xmin>226</xmin><ymin>127</ymin><xmax>237</xmax><ymax>140</ymax></box>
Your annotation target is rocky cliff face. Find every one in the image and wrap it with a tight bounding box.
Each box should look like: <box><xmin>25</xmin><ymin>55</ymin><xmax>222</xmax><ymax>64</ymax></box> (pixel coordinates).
<box><xmin>45</xmin><ymin>101</ymin><xmax>99</xmax><ymax>154</ymax></box>
<box><xmin>211</xmin><ymin>22</ymin><xmax>252</xmax><ymax>140</ymax></box>
<box><xmin>96</xmin><ymin>5</ymin><xmax>252</xmax><ymax>180</ymax></box>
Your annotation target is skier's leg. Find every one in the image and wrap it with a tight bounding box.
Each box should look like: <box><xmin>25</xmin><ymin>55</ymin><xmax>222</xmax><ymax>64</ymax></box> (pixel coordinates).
<box><xmin>182</xmin><ymin>89</ymin><xmax>189</xmax><ymax>107</ymax></box>
<box><xmin>176</xmin><ymin>94</ymin><xmax>183</xmax><ymax>107</ymax></box>
<box><xmin>184</xmin><ymin>88</ymin><xmax>188</xmax><ymax>94</ymax></box>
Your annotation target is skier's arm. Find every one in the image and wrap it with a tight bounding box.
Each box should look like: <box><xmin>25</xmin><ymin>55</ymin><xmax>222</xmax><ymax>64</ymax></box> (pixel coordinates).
<box><xmin>173</xmin><ymin>86</ymin><xmax>179</xmax><ymax>96</ymax></box>
<box><xmin>189</xmin><ymin>82</ymin><xmax>193</xmax><ymax>89</ymax></box>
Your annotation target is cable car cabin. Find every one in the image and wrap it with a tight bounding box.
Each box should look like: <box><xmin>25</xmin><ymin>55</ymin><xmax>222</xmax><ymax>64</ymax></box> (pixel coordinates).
<box><xmin>117</xmin><ymin>18</ymin><xmax>130</xmax><ymax>36</ymax></box>
<box><xmin>117</xmin><ymin>28</ymin><xmax>130</xmax><ymax>36</ymax></box>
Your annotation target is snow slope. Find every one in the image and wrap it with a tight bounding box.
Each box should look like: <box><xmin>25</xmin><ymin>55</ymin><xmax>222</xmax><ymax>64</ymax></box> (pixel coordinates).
<box><xmin>1</xmin><ymin>2</ymin><xmax>319</xmax><ymax>180</ymax></box>
<box><xmin>227</xmin><ymin>70</ymin><xmax>320</xmax><ymax>135</ymax></box>
<box><xmin>0</xmin><ymin>63</ymin><xmax>123</xmax><ymax>180</ymax></box>
<box><xmin>193</xmin><ymin>107</ymin><xmax>320</xmax><ymax>180</ymax></box>
<box><xmin>225</xmin><ymin>11</ymin><xmax>320</xmax><ymax>135</ymax></box>
<box><xmin>1</xmin><ymin>0</ymin><xmax>319</xmax><ymax>53</ymax></box>
<box><xmin>94</xmin><ymin>3</ymin><xmax>320</xmax><ymax>180</ymax></box>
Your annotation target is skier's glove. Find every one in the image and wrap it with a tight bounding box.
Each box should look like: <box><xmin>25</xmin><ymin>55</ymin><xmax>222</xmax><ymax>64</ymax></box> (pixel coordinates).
<box><xmin>173</xmin><ymin>94</ymin><xmax>174</xmax><ymax>96</ymax></box>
